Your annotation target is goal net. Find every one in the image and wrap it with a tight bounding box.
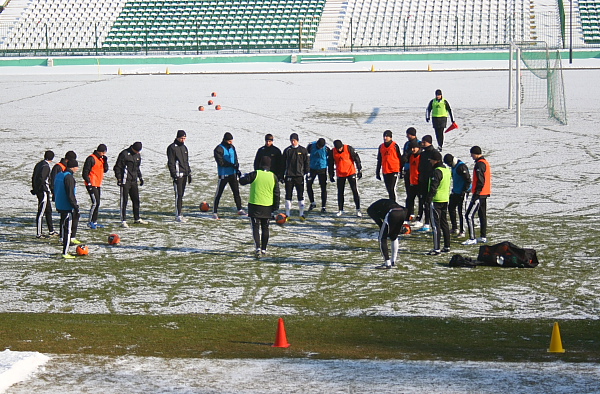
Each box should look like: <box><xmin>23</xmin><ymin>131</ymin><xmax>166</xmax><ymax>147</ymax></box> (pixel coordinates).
<box><xmin>511</xmin><ymin>42</ymin><xmax>568</xmax><ymax>126</ymax></box>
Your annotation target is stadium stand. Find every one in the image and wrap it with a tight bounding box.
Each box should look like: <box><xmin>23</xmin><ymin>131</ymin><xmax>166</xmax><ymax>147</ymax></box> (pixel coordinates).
<box><xmin>0</xmin><ymin>0</ymin><xmax>594</xmax><ymax>54</ymax></box>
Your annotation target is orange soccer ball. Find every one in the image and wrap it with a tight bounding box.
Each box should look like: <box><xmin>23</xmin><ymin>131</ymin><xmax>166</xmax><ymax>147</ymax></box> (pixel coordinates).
<box><xmin>108</xmin><ymin>234</ymin><xmax>121</xmax><ymax>245</ymax></box>
<box><xmin>401</xmin><ymin>223</ymin><xmax>411</xmax><ymax>235</ymax></box>
<box><xmin>275</xmin><ymin>213</ymin><xmax>287</xmax><ymax>225</ymax></box>
<box><xmin>199</xmin><ymin>201</ymin><xmax>210</xmax><ymax>212</ymax></box>
<box><xmin>76</xmin><ymin>244</ymin><xmax>89</xmax><ymax>255</ymax></box>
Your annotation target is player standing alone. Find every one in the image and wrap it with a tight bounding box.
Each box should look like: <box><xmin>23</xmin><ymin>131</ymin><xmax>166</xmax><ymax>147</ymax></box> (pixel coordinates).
<box><xmin>167</xmin><ymin>130</ymin><xmax>192</xmax><ymax>222</ymax></box>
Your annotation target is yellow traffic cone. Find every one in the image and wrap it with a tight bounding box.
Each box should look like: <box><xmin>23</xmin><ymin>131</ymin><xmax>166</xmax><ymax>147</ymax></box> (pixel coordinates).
<box><xmin>427</xmin><ymin>64</ymin><xmax>432</xmax><ymax>71</ymax></box>
<box><xmin>118</xmin><ymin>68</ymin><xmax>122</xmax><ymax>75</ymax></box>
<box><xmin>548</xmin><ymin>322</ymin><xmax>565</xmax><ymax>353</ymax></box>
<box><xmin>370</xmin><ymin>64</ymin><xmax>375</xmax><ymax>72</ymax></box>
<box><xmin>166</xmin><ymin>67</ymin><xmax>170</xmax><ymax>75</ymax></box>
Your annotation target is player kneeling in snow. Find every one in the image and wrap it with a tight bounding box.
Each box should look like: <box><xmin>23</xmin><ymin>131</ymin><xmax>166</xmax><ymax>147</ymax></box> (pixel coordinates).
<box><xmin>367</xmin><ymin>199</ymin><xmax>408</xmax><ymax>269</ymax></box>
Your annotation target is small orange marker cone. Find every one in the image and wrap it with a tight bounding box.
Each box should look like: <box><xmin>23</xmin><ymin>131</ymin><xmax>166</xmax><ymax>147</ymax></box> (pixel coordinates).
<box><xmin>548</xmin><ymin>322</ymin><xmax>565</xmax><ymax>353</ymax></box>
<box><xmin>272</xmin><ymin>318</ymin><xmax>291</xmax><ymax>348</ymax></box>
<box><xmin>211</xmin><ymin>92</ymin><xmax>217</xmax><ymax>97</ymax></box>
<box><xmin>444</xmin><ymin>121</ymin><xmax>459</xmax><ymax>133</ymax></box>
<box><xmin>198</xmin><ymin>106</ymin><xmax>205</xmax><ymax>111</ymax></box>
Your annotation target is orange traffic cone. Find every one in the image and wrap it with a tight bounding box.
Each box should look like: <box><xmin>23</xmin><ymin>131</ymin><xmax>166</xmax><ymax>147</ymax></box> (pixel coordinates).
<box><xmin>272</xmin><ymin>318</ymin><xmax>291</xmax><ymax>348</ymax></box>
<box><xmin>548</xmin><ymin>322</ymin><xmax>565</xmax><ymax>353</ymax></box>
<box><xmin>444</xmin><ymin>121</ymin><xmax>459</xmax><ymax>133</ymax></box>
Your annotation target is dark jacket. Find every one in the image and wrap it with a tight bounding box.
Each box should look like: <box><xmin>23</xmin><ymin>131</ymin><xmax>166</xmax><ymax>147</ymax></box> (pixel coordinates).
<box><xmin>427</xmin><ymin>162</ymin><xmax>446</xmax><ymax>202</ymax></box>
<box><xmin>367</xmin><ymin>198</ymin><xmax>406</xmax><ymax>228</ymax></box>
<box><xmin>282</xmin><ymin>144</ymin><xmax>310</xmax><ymax>178</ymax></box>
<box><xmin>167</xmin><ymin>139</ymin><xmax>191</xmax><ymax>179</ymax></box>
<box><xmin>50</xmin><ymin>158</ymin><xmax>68</xmax><ymax>197</ymax></box>
<box><xmin>114</xmin><ymin>146</ymin><xmax>142</xmax><ymax>184</ymax></box>
<box><xmin>32</xmin><ymin>159</ymin><xmax>51</xmax><ymax>193</ymax></box>
<box><xmin>82</xmin><ymin>151</ymin><xmax>109</xmax><ymax>186</ymax></box>
<box><xmin>254</xmin><ymin>144</ymin><xmax>283</xmax><ymax>179</ymax></box>
<box><xmin>418</xmin><ymin>145</ymin><xmax>436</xmax><ymax>185</ymax></box>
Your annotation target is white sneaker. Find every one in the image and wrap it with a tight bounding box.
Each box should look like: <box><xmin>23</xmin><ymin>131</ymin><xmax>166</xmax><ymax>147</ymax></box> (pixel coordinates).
<box><xmin>457</xmin><ymin>232</ymin><xmax>466</xmax><ymax>238</ymax></box>
<box><xmin>356</xmin><ymin>209</ymin><xmax>362</xmax><ymax>217</ymax></box>
<box><xmin>336</xmin><ymin>210</ymin><xmax>344</xmax><ymax>217</ymax></box>
<box><xmin>462</xmin><ymin>238</ymin><xmax>477</xmax><ymax>245</ymax></box>
<box><xmin>121</xmin><ymin>221</ymin><xmax>129</xmax><ymax>228</ymax></box>
<box><xmin>411</xmin><ymin>220</ymin><xmax>423</xmax><ymax>227</ymax></box>
<box><xmin>477</xmin><ymin>237</ymin><xmax>487</xmax><ymax>244</ymax></box>
<box><xmin>237</xmin><ymin>209</ymin><xmax>247</xmax><ymax>216</ymax></box>
<box><xmin>134</xmin><ymin>218</ymin><xmax>148</xmax><ymax>224</ymax></box>
<box><xmin>212</xmin><ymin>212</ymin><xmax>219</xmax><ymax>220</ymax></box>
<box><xmin>176</xmin><ymin>216</ymin><xmax>187</xmax><ymax>222</ymax></box>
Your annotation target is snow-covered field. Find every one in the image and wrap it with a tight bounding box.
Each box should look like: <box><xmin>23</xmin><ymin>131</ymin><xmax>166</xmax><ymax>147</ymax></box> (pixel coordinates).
<box><xmin>1</xmin><ymin>58</ymin><xmax>599</xmax><ymax>392</ymax></box>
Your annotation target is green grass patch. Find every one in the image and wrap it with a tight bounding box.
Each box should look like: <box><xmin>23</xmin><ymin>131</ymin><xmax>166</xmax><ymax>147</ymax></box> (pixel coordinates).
<box><xmin>1</xmin><ymin>313</ymin><xmax>598</xmax><ymax>362</ymax></box>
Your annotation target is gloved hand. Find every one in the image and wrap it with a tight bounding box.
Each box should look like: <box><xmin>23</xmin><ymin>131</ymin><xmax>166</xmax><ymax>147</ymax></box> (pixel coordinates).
<box><xmin>279</xmin><ymin>178</ymin><xmax>284</xmax><ymax>184</ymax></box>
<box><xmin>305</xmin><ymin>174</ymin><xmax>312</xmax><ymax>183</ymax></box>
<box><xmin>30</xmin><ymin>189</ymin><xmax>35</xmax><ymax>195</ymax></box>
<box><xmin>139</xmin><ymin>178</ymin><xmax>144</xmax><ymax>186</ymax></box>
<box><xmin>236</xmin><ymin>170</ymin><xmax>241</xmax><ymax>178</ymax></box>
<box><xmin>376</xmin><ymin>173</ymin><xmax>381</xmax><ymax>181</ymax></box>
<box><xmin>357</xmin><ymin>171</ymin><xmax>362</xmax><ymax>180</ymax></box>
<box><xmin>188</xmin><ymin>175</ymin><xmax>192</xmax><ymax>184</ymax></box>
<box><xmin>398</xmin><ymin>170</ymin><xmax>404</xmax><ymax>179</ymax></box>
<box><xmin>330</xmin><ymin>176</ymin><xmax>335</xmax><ymax>183</ymax></box>
<box><xmin>426</xmin><ymin>117</ymin><xmax>430</xmax><ymax>123</ymax></box>
<box><xmin>117</xmin><ymin>180</ymin><xmax>123</xmax><ymax>187</ymax></box>
<box><xmin>86</xmin><ymin>185</ymin><xmax>93</xmax><ymax>193</ymax></box>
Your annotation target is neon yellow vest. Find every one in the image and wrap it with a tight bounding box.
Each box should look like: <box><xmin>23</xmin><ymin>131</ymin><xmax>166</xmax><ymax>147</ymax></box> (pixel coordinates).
<box><xmin>432</xmin><ymin>98</ymin><xmax>448</xmax><ymax>118</ymax></box>
<box><xmin>432</xmin><ymin>166</ymin><xmax>451</xmax><ymax>203</ymax></box>
<box><xmin>249</xmin><ymin>170</ymin><xmax>275</xmax><ymax>206</ymax></box>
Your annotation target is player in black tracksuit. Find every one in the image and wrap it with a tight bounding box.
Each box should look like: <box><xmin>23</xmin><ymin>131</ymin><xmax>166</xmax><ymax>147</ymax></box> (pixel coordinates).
<box><xmin>282</xmin><ymin>133</ymin><xmax>310</xmax><ymax>219</ymax></box>
<box><xmin>253</xmin><ymin>133</ymin><xmax>283</xmax><ymax>181</ymax></box>
<box><xmin>31</xmin><ymin>150</ymin><xmax>57</xmax><ymax>238</ymax></box>
<box><xmin>167</xmin><ymin>130</ymin><xmax>192</xmax><ymax>222</ymax></box>
<box><xmin>114</xmin><ymin>142</ymin><xmax>144</xmax><ymax>226</ymax></box>
<box><xmin>368</xmin><ymin>198</ymin><xmax>407</xmax><ymax>269</ymax></box>
<box><xmin>417</xmin><ymin>136</ymin><xmax>436</xmax><ymax>230</ymax></box>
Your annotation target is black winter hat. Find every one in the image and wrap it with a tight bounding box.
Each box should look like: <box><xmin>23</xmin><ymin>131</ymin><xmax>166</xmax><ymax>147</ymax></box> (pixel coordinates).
<box><xmin>97</xmin><ymin>144</ymin><xmax>107</xmax><ymax>152</ymax></box>
<box><xmin>435</xmin><ymin>89</ymin><xmax>442</xmax><ymax>96</ymax></box>
<box><xmin>406</xmin><ymin>127</ymin><xmax>417</xmax><ymax>136</ymax></box>
<box><xmin>383</xmin><ymin>130</ymin><xmax>393</xmax><ymax>138</ymax></box>
<box><xmin>443</xmin><ymin>153</ymin><xmax>454</xmax><ymax>166</ymax></box>
<box><xmin>470</xmin><ymin>146</ymin><xmax>482</xmax><ymax>155</ymax></box>
<box><xmin>65</xmin><ymin>151</ymin><xmax>77</xmax><ymax>160</ymax></box>
<box><xmin>44</xmin><ymin>150</ymin><xmax>55</xmax><ymax>161</ymax></box>
<box><xmin>408</xmin><ymin>139</ymin><xmax>420</xmax><ymax>149</ymax></box>
<box><xmin>429</xmin><ymin>150</ymin><xmax>443</xmax><ymax>162</ymax></box>
<box><xmin>317</xmin><ymin>138</ymin><xmax>326</xmax><ymax>149</ymax></box>
<box><xmin>132</xmin><ymin>142</ymin><xmax>143</xmax><ymax>152</ymax></box>
<box><xmin>177</xmin><ymin>130</ymin><xmax>187</xmax><ymax>138</ymax></box>
<box><xmin>290</xmin><ymin>133</ymin><xmax>299</xmax><ymax>141</ymax></box>
<box><xmin>223</xmin><ymin>132</ymin><xmax>233</xmax><ymax>141</ymax></box>
<box><xmin>67</xmin><ymin>159</ymin><xmax>79</xmax><ymax>168</ymax></box>
<box><xmin>333</xmin><ymin>140</ymin><xmax>343</xmax><ymax>150</ymax></box>
<box><xmin>422</xmin><ymin>135</ymin><xmax>433</xmax><ymax>144</ymax></box>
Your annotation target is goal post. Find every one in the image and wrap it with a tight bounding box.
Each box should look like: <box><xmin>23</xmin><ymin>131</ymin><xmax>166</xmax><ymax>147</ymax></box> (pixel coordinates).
<box><xmin>509</xmin><ymin>41</ymin><xmax>568</xmax><ymax>126</ymax></box>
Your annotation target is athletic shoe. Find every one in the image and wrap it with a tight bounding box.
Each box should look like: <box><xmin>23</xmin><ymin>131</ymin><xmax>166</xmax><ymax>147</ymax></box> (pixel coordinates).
<box><xmin>36</xmin><ymin>234</ymin><xmax>49</xmax><ymax>239</ymax></box>
<box><xmin>121</xmin><ymin>221</ymin><xmax>129</xmax><ymax>228</ymax></box>
<box><xmin>438</xmin><ymin>146</ymin><xmax>443</xmax><ymax>152</ymax></box>
<box><xmin>134</xmin><ymin>218</ymin><xmax>148</xmax><ymax>224</ymax></box>
<box><xmin>300</xmin><ymin>215</ymin><xmax>306</xmax><ymax>221</ymax></box>
<box><xmin>321</xmin><ymin>207</ymin><xmax>327</xmax><ymax>213</ymax></box>
<box><xmin>48</xmin><ymin>231</ymin><xmax>59</xmax><ymax>236</ymax></box>
<box><xmin>336</xmin><ymin>210</ymin><xmax>344</xmax><ymax>217</ymax></box>
<box><xmin>95</xmin><ymin>223</ymin><xmax>105</xmax><ymax>229</ymax></box>
<box><xmin>441</xmin><ymin>246</ymin><xmax>451</xmax><ymax>253</ymax></box>
<box><xmin>477</xmin><ymin>237</ymin><xmax>487</xmax><ymax>244</ymax></box>
<box><xmin>308</xmin><ymin>202</ymin><xmax>317</xmax><ymax>211</ymax></box>
<box><xmin>261</xmin><ymin>250</ymin><xmax>267</xmax><ymax>256</ymax></box>
<box><xmin>462</xmin><ymin>238</ymin><xmax>477</xmax><ymax>245</ymax></box>
<box><xmin>62</xmin><ymin>254</ymin><xmax>76</xmax><ymax>259</ymax></box>
<box><xmin>427</xmin><ymin>249</ymin><xmax>441</xmax><ymax>256</ymax></box>
<box><xmin>356</xmin><ymin>209</ymin><xmax>362</xmax><ymax>217</ymax></box>
<box><xmin>411</xmin><ymin>221</ymin><xmax>423</xmax><ymax>228</ymax></box>
<box><xmin>416</xmin><ymin>225</ymin><xmax>430</xmax><ymax>232</ymax></box>
<box><xmin>254</xmin><ymin>248</ymin><xmax>261</xmax><ymax>257</ymax></box>
<box><xmin>451</xmin><ymin>228</ymin><xmax>459</xmax><ymax>235</ymax></box>
<box><xmin>87</xmin><ymin>222</ymin><xmax>97</xmax><ymax>230</ymax></box>
<box><xmin>457</xmin><ymin>232</ymin><xmax>466</xmax><ymax>238</ymax></box>
<box><xmin>237</xmin><ymin>209</ymin><xmax>247</xmax><ymax>216</ymax></box>
<box><xmin>212</xmin><ymin>213</ymin><xmax>219</xmax><ymax>220</ymax></box>
<box><xmin>70</xmin><ymin>238</ymin><xmax>82</xmax><ymax>245</ymax></box>
<box><xmin>375</xmin><ymin>263</ymin><xmax>392</xmax><ymax>269</ymax></box>
<box><xmin>176</xmin><ymin>216</ymin><xmax>187</xmax><ymax>222</ymax></box>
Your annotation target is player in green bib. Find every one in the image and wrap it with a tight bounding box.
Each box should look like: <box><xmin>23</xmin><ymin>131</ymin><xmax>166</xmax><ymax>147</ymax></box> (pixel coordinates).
<box><xmin>426</xmin><ymin>150</ymin><xmax>452</xmax><ymax>255</ymax></box>
<box><xmin>426</xmin><ymin>89</ymin><xmax>454</xmax><ymax>152</ymax></box>
<box><xmin>239</xmin><ymin>156</ymin><xmax>280</xmax><ymax>257</ymax></box>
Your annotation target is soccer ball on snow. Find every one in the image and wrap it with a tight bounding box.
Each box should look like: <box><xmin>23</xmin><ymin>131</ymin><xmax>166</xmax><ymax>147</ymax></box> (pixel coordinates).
<box><xmin>275</xmin><ymin>213</ymin><xmax>287</xmax><ymax>225</ymax></box>
<box><xmin>199</xmin><ymin>201</ymin><xmax>210</xmax><ymax>212</ymax></box>
<box><xmin>76</xmin><ymin>244</ymin><xmax>89</xmax><ymax>255</ymax></box>
<box><xmin>108</xmin><ymin>234</ymin><xmax>121</xmax><ymax>245</ymax></box>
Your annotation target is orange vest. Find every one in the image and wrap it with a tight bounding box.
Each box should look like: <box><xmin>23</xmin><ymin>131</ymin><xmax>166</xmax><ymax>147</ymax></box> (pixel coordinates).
<box><xmin>85</xmin><ymin>154</ymin><xmax>105</xmax><ymax>187</ymax></box>
<box><xmin>57</xmin><ymin>162</ymin><xmax>66</xmax><ymax>171</ymax></box>
<box><xmin>379</xmin><ymin>141</ymin><xmax>401</xmax><ymax>175</ymax></box>
<box><xmin>472</xmin><ymin>157</ymin><xmax>491</xmax><ymax>196</ymax></box>
<box><xmin>409</xmin><ymin>154</ymin><xmax>421</xmax><ymax>186</ymax></box>
<box><xmin>333</xmin><ymin>145</ymin><xmax>356</xmax><ymax>178</ymax></box>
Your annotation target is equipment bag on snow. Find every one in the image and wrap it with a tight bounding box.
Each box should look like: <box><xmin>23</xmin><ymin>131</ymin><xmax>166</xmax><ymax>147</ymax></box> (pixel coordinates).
<box><xmin>476</xmin><ymin>241</ymin><xmax>539</xmax><ymax>268</ymax></box>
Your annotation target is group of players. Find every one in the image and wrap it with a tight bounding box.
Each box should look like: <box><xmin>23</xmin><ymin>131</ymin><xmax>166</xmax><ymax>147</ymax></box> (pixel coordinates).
<box><xmin>31</xmin><ymin>89</ymin><xmax>490</xmax><ymax>265</ymax></box>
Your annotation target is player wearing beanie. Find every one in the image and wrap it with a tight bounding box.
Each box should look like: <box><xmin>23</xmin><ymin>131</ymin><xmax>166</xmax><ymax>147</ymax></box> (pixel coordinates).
<box><xmin>376</xmin><ymin>130</ymin><xmax>403</xmax><ymax>202</ymax></box>
<box><xmin>462</xmin><ymin>146</ymin><xmax>492</xmax><ymax>246</ymax></box>
<box><xmin>54</xmin><ymin>159</ymin><xmax>81</xmax><ymax>258</ymax></box>
<box><xmin>167</xmin><ymin>130</ymin><xmax>192</xmax><ymax>222</ymax></box>
<box><xmin>282</xmin><ymin>133</ymin><xmax>310</xmax><ymax>220</ymax></box>
<box><xmin>32</xmin><ymin>150</ymin><xmax>57</xmax><ymax>238</ymax></box>
<box><xmin>306</xmin><ymin>137</ymin><xmax>330</xmax><ymax>213</ymax></box>
<box><xmin>213</xmin><ymin>132</ymin><xmax>245</xmax><ymax>219</ymax></box>
<box><xmin>82</xmin><ymin>144</ymin><xmax>109</xmax><ymax>229</ymax></box>
<box><xmin>425</xmin><ymin>89</ymin><xmax>454</xmax><ymax>152</ymax></box>
<box><xmin>329</xmin><ymin>139</ymin><xmax>362</xmax><ymax>217</ymax></box>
